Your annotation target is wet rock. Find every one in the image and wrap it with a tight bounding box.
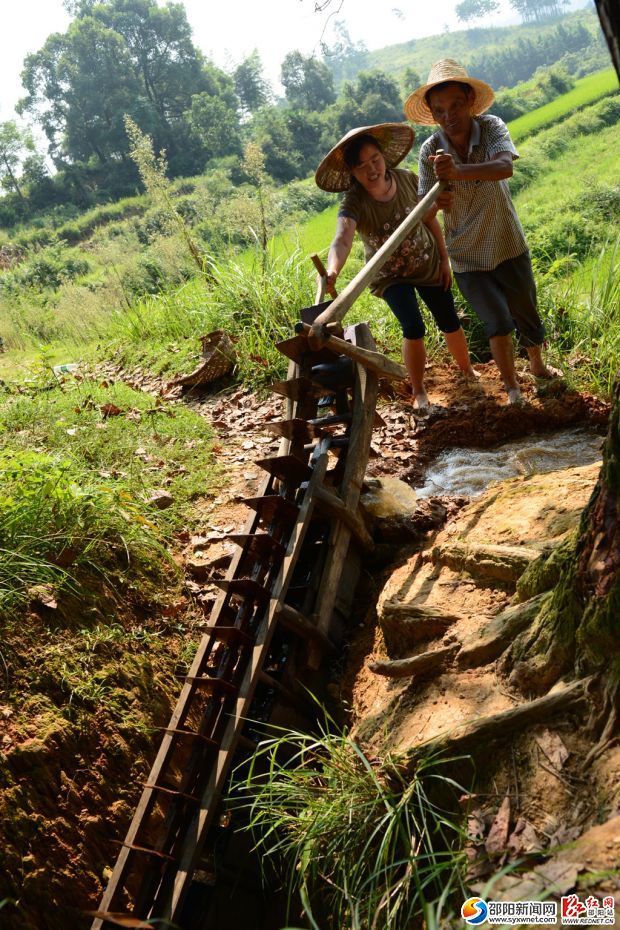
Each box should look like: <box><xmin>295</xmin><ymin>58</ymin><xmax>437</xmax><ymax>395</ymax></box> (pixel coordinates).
<box><xmin>361</xmin><ymin>478</ymin><xmax>447</xmax><ymax>543</ymax></box>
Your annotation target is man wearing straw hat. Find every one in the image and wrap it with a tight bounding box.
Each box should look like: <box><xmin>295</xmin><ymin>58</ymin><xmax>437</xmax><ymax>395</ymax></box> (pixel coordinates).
<box><xmin>406</xmin><ymin>60</ymin><xmax>560</xmax><ymax>405</ymax></box>
<box><xmin>315</xmin><ymin>122</ymin><xmax>478</xmax><ymax>411</ymax></box>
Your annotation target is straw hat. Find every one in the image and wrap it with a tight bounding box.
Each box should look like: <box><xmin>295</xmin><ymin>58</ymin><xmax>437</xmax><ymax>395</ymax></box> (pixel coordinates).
<box><xmin>404</xmin><ymin>59</ymin><xmax>495</xmax><ymax>125</ymax></box>
<box><xmin>315</xmin><ymin>123</ymin><xmax>414</xmax><ymax>193</ymax></box>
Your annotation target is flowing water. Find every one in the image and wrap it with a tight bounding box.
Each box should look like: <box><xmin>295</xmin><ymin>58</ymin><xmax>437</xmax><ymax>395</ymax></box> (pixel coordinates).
<box><xmin>417</xmin><ymin>427</ymin><xmax>604</xmax><ymax>499</ymax></box>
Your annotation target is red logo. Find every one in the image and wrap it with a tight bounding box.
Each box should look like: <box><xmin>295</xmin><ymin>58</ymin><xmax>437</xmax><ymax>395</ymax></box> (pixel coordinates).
<box><xmin>561</xmin><ymin>894</ymin><xmax>587</xmax><ymax>918</ymax></box>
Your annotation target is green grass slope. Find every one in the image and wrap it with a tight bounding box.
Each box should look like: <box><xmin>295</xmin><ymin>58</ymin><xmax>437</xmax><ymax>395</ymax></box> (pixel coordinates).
<box><xmin>510</xmin><ymin>67</ymin><xmax>619</xmax><ymax>140</ymax></box>
<box><xmin>515</xmin><ymin>121</ymin><xmax>620</xmax><ymax>256</ymax></box>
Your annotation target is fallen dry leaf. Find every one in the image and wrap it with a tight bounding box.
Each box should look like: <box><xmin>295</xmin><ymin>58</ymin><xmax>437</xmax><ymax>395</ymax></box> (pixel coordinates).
<box><xmin>100</xmin><ymin>403</ymin><xmax>123</xmax><ymax>418</ymax></box>
<box><xmin>507</xmin><ymin>818</ymin><xmax>541</xmax><ymax>856</ymax></box>
<box><xmin>535</xmin><ymin>728</ymin><xmax>569</xmax><ymax>769</ymax></box>
<box><xmin>29</xmin><ymin>585</ymin><xmax>58</xmax><ymax>609</ymax></box>
<box><xmin>485</xmin><ymin>795</ymin><xmax>511</xmax><ymax>856</ymax></box>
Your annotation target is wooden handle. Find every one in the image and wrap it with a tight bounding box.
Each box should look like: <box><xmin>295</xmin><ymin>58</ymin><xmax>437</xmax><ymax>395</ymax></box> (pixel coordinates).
<box><xmin>311</xmin><ymin>252</ymin><xmax>337</xmax><ymax>300</ymax></box>
<box><xmin>295</xmin><ymin>322</ymin><xmax>407</xmax><ymax>382</ymax></box>
<box><xmin>311</xmin><ymin>180</ymin><xmax>445</xmax><ymax>331</ymax></box>
<box><xmin>435</xmin><ymin>148</ymin><xmax>453</xmax><ymax>192</ymax></box>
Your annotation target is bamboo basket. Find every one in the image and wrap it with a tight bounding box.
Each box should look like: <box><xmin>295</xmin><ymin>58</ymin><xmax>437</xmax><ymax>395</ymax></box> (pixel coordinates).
<box><xmin>171</xmin><ymin>330</ymin><xmax>236</xmax><ymax>387</ymax></box>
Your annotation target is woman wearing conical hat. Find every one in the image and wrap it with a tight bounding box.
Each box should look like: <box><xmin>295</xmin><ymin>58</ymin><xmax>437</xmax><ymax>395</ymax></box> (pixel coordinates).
<box><xmin>407</xmin><ymin>59</ymin><xmax>561</xmax><ymax>405</ymax></box>
<box><xmin>315</xmin><ymin>122</ymin><xmax>478</xmax><ymax>411</ymax></box>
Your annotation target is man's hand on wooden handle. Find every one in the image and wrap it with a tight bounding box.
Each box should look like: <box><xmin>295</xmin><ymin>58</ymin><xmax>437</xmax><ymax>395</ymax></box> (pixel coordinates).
<box><xmin>428</xmin><ymin>148</ymin><xmax>454</xmax><ymax>209</ymax></box>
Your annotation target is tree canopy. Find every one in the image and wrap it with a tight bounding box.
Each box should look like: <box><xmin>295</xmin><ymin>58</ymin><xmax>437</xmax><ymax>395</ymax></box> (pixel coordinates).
<box><xmin>18</xmin><ymin>0</ymin><xmax>240</xmax><ymax>174</ymax></box>
<box><xmin>233</xmin><ymin>51</ymin><xmax>272</xmax><ymax>117</ymax></box>
<box><xmin>0</xmin><ymin>121</ymin><xmax>37</xmax><ymax>201</ymax></box>
<box><xmin>456</xmin><ymin>0</ymin><xmax>500</xmax><ymax>24</ymax></box>
<box><xmin>1</xmin><ymin>0</ymin><xmax>607</xmax><ymax>222</ymax></box>
<box><xmin>281</xmin><ymin>51</ymin><xmax>336</xmax><ymax>111</ymax></box>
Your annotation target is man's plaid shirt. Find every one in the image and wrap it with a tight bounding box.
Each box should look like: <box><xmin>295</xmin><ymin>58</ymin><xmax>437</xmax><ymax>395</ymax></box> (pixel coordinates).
<box><xmin>418</xmin><ymin>115</ymin><xmax>528</xmax><ymax>274</ymax></box>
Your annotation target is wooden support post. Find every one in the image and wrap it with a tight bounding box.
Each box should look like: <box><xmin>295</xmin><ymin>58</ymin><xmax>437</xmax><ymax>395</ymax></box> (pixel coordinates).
<box><xmin>308</xmin><ymin>323</ymin><xmax>379</xmax><ymax>670</ymax></box>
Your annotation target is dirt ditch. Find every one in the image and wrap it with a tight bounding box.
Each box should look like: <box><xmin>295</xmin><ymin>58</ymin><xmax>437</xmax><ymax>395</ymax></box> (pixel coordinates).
<box><xmin>0</xmin><ymin>355</ymin><xmax>615</xmax><ymax>928</ymax></box>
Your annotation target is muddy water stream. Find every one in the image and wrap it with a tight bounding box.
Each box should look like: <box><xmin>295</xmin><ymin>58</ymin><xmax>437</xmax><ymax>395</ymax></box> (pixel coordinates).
<box><xmin>416</xmin><ymin>427</ymin><xmax>604</xmax><ymax>499</ymax></box>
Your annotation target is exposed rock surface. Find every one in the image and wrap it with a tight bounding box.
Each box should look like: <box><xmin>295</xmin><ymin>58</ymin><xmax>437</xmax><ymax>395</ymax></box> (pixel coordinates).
<box><xmin>344</xmin><ymin>457</ymin><xmax>620</xmax><ymax>914</ymax></box>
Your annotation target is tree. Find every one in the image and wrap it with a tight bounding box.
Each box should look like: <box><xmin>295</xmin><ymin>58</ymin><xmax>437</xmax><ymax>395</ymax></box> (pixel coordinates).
<box><xmin>19</xmin><ymin>17</ymin><xmax>143</xmax><ymax>167</ymax></box>
<box><xmin>509</xmin><ymin>0</ymin><xmax>569</xmax><ymax>23</ymax></box>
<box><xmin>252</xmin><ymin>108</ymin><xmax>303</xmax><ymax>182</ymax></box>
<box><xmin>320</xmin><ymin>20</ymin><xmax>368</xmax><ymax>84</ymax></box>
<box><xmin>595</xmin><ymin>0</ymin><xmax>620</xmax><ymax>78</ymax></box>
<box><xmin>185</xmin><ymin>92</ymin><xmax>242</xmax><ymax>165</ymax></box>
<box><xmin>18</xmin><ymin>0</ymin><xmax>236</xmax><ymax>177</ymax></box>
<box><xmin>233</xmin><ymin>51</ymin><xmax>271</xmax><ymax>118</ymax></box>
<box><xmin>0</xmin><ymin>121</ymin><xmax>37</xmax><ymax>201</ymax></box>
<box><xmin>281</xmin><ymin>51</ymin><xmax>336</xmax><ymax>111</ymax></box>
<box><xmin>285</xmin><ymin>109</ymin><xmax>329</xmax><ymax>177</ymax></box>
<box><xmin>356</xmin><ymin>71</ymin><xmax>403</xmax><ymax>119</ymax></box>
<box><xmin>456</xmin><ymin>0</ymin><xmax>500</xmax><ymax>23</ymax></box>
<box><xmin>330</xmin><ymin>70</ymin><xmax>403</xmax><ymax>135</ymax></box>
<box><xmin>401</xmin><ymin>67</ymin><xmax>421</xmax><ymax>98</ymax></box>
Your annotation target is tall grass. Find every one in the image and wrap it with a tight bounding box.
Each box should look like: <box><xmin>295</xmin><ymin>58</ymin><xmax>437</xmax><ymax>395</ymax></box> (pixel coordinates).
<box><xmin>235</xmin><ymin>722</ymin><xmax>468</xmax><ymax>930</ymax></box>
<box><xmin>0</xmin><ymin>449</ymin><xmax>164</xmax><ymax>616</ymax></box>
<box><xmin>0</xmin><ymin>376</ymin><xmax>219</xmax><ymax>615</ymax></box>
<box><xmin>539</xmin><ymin>235</ymin><xmax>620</xmax><ymax>395</ymax></box>
<box><xmin>108</xmin><ymin>249</ymin><xmax>345</xmax><ymax>387</ymax></box>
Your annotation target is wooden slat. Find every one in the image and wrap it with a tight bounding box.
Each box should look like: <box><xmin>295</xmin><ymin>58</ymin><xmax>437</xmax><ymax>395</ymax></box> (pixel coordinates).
<box><xmin>242</xmin><ymin>494</ymin><xmax>298</xmax><ymax>527</ymax></box>
<box><xmin>275</xmin><ymin>603</ymin><xmax>335</xmax><ymax>652</ymax></box>
<box><xmin>275</xmin><ymin>333</ymin><xmax>336</xmax><ymax>366</ymax></box>
<box><xmin>263</xmin><ymin>418</ymin><xmax>327</xmax><ymax>443</ymax></box>
<box><xmin>226</xmin><ymin>532</ymin><xmax>286</xmax><ymax>562</ymax></box>
<box><xmin>255</xmin><ymin>454</ymin><xmax>313</xmax><ymax>485</ymax></box>
<box><xmin>270</xmin><ymin>376</ymin><xmax>325</xmax><ymax>401</ymax></box>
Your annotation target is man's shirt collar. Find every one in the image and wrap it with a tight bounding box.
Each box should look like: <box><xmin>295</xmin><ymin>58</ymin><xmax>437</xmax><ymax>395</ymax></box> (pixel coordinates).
<box><xmin>438</xmin><ymin>118</ymin><xmax>481</xmax><ymax>159</ymax></box>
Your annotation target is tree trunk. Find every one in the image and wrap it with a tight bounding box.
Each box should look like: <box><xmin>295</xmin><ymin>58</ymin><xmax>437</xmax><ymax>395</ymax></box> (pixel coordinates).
<box><xmin>1</xmin><ymin>157</ymin><xmax>25</xmax><ymax>202</ymax></box>
<box><xmin>506</xmin><ymin>376</ymin><xmax>620</xmax><ymax>706</ymax></box>
<box><xmin>595</xmin><ymin>0</ymin><xmax>620</xmax><ymax>79</ymax></box>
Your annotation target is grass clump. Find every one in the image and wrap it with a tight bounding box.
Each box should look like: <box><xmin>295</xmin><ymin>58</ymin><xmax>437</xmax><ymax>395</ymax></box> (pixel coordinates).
<box><xmin>0</xmin><ymin>377</ymin><xmax>217</xmax><ymax>529</ymax></box>
<box><xmin>0</xmin><ymin>448</ymin><xmax>156</xmax><ymax>615</ymax></box>
<box><xmin>0</xmin><ymin>375</ymin><xmax>218</xmax><ymax>616</ymax></box>
<box><xmin>108</xmin><ymin>249</ymin><xmax>328</xmax><ymax>388</ymax></box>
<box><xmin>538</xmin><ymin>236</ymin><xmax>620</xmax><ymax>396</ymax></box>
<box><xmin>236</xmin><ymin>722</ymin><xmax>467</xmax><ymax>930</ymax></box>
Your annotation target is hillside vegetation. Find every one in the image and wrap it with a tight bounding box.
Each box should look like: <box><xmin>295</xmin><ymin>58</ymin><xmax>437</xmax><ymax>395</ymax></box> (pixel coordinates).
<box><xmin>362</xmin><ymin>8</ymin><xmax>608</xmax><ymax>88</ymax></box>
<box><xmin>0</xmin><ymin>77</ymin><xmax>618</xmax><ymax>398</ymax></box>
<box><xmin>509</xmin><ymin>66</ymin><xmax>618</xmax><ymax>138</ymax></box>
<box><xmin>0</xmin><ymin>2</ymin><xmax>610</xmax><ymax>231</ymax></box>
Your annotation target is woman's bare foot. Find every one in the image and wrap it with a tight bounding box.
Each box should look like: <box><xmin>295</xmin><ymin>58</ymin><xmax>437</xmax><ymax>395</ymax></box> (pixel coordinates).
<box><xmin>412</xmin><ymin>391</ymin><xmax>430</xmax><ymax>411</ymax></box>
<box><xmin>530</xmin><ymin>364</ymin><xmax>563</xmax><ymax>380</ymax></box>
<box><xmin>507</xmin><ymin>386</ymin><xmax>524</xmax><ymax>405</ymax></box>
